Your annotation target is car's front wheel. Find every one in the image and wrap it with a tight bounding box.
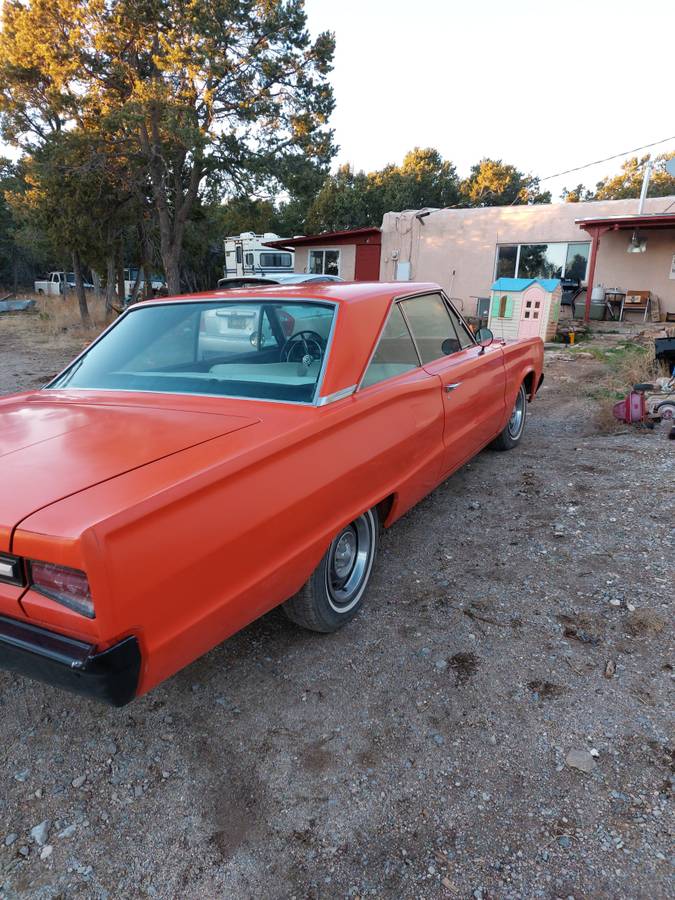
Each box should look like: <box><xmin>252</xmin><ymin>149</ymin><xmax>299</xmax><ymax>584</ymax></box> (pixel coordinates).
<box><xmin>491</xmin><ymin>382</ymin><xmax>528</xmax><ymax>451</ymax></box>
<box><xmin>283</xmin><ymin>508</ymin><xmax>379</xmax><ymax>632</ymax></box>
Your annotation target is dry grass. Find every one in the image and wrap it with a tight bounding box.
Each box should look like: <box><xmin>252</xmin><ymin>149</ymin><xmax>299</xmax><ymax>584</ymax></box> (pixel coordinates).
<box><xmin>594</xmin><ymin>402</ymin><xmax>629</xmax><ymax>435</ymax></box>
<box><xmin>624</xmin><ymin>609</ymin><xmax>668</xmax><ymax>638</ymax></box>
<box><xmin>33</xmin><ymin>291</ymin><xmax>111</xmax><ymax>336</ymax></box>
<box><xmin>580</xmin><ymin>341</ymin><xmax>660</xmax><ymax>433</ymax></box>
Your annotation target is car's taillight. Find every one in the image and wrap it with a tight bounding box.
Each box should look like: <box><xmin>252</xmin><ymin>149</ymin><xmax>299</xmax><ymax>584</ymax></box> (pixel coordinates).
<box><xmin>29</xmin><ymin>561</ymin><xmax>95</xmax><ymax>619</ymax></box>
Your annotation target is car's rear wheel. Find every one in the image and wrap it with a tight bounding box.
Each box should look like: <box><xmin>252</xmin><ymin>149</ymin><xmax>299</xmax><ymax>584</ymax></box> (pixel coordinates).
<box><xmin>283</xmin><ymin>508</ymin><xmax>379</xmax><ymax>632</ymax></box>
<box><xmin>491</xmin><ymin>382</ymin><xmax>527</xmax><ymax>451</ymax></box>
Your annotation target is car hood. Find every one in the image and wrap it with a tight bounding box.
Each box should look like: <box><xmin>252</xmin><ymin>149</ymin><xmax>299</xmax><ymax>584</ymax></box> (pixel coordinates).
<box><xmin>0</xmin><ymin>394</ymin><xmax>259</xmax><ymax>551</ymax></box>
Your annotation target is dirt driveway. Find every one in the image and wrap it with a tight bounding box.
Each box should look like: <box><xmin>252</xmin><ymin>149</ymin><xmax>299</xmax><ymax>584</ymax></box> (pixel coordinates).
<box><xmin>0</xmin><ymin>316</ymin><xmax>672</xmax><ymax>899</ymax></box>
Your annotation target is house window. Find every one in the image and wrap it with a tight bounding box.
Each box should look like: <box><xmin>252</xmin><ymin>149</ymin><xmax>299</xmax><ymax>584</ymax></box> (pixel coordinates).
<box><xmin>495</xmin><ymin>242</ymin><xmax>590</xmax><ymax>281</ymax></box>
<box><xmin>496</xmin><ymin>245</ymin><xmax>517</xmax><ymax>278</ymax></box>
<box><xmin>259</xmin><ymin>252</ymin><xmax>292</xmax><ymax>268</ymax></box>
<box><xmin>309</xmin><ymin>249</ymin><xmax>340</xmax><ymax>276</ymax></box>
<box><xmin>564</xmin><ymin>243</ymin><xmax>590</xmax><ymax>280</ymax></box>
<box><xmin>518</xmin><ymin>244</ymin><xmax>567</xmax><ymax>279</ymax></box>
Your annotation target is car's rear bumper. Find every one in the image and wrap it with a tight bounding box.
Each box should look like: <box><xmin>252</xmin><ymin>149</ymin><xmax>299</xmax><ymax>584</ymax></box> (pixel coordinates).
<box><xmin>0</xmin><ymin>615</ymin><xmax>140</xmax><ymax>707</ymax></box>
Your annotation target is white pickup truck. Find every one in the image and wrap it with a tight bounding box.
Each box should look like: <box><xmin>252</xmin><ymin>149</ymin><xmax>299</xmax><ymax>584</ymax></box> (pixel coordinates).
<box><xmin>34</xmin><ymin>271</ymin><xmax>94</xmax><ymax>296</ymax></box>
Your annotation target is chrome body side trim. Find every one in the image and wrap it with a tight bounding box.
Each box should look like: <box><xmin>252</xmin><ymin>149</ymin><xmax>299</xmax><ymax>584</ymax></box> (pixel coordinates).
<box><xmin>316</xmin><ymin>385</ymin><xmax>357</xmax><ymax>406</ymax></box>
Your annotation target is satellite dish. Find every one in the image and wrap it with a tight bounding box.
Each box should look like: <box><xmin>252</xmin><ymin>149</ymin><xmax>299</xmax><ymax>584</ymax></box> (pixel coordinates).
<box><xmin>666</xmin><ymin>158</ymin><xmax>675</xmax><ymax>177</ymax></box>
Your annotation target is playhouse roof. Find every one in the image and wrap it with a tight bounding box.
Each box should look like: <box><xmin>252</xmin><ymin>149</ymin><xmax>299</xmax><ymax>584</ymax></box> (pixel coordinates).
<box><xmin>491</xmin><ymin>277</ymin><xmax>561</xmax><ymax>293</ymax></box>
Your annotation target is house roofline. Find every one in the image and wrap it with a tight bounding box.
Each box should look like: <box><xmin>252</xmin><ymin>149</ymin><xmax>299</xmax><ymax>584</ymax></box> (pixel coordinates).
<box><xmin>263</xmin><ymin>227</ymin><xmax>381</xmax><ymax>250</ymax></box>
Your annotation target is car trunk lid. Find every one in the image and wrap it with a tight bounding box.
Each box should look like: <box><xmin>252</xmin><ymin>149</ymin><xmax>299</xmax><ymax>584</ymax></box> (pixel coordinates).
<box><xmin>0</xmin><ymin>395</ymin><xmax>259</xmax><ymax>553</ymax></box>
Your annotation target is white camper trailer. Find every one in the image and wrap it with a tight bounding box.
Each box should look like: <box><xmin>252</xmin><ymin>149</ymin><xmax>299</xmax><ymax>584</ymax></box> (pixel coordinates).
<box><xmin>223</xmin><ymin>232</ymin><xmax>294</xmax><ymax>278</ymax></box>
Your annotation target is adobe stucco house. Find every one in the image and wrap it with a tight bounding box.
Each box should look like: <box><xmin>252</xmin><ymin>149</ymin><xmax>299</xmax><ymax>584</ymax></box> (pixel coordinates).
<box><xmin>379</xmin><ymin>196</ymin><xmax>675</xmax><ymax>319</ymax></box>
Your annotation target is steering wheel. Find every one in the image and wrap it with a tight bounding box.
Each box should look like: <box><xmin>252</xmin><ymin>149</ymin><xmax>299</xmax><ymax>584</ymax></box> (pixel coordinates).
<box><xmin>280</xmin><ymin>330</ymin><xmax>325</xmax><ymax>366</ymax></box>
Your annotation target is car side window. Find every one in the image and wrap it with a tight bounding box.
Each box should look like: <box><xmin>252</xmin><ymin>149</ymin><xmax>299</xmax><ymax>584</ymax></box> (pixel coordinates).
<box><xmin>445</xmin><ymin>303</ymin><xmax>475</xmax><ymax>350</ymax></box>
<box><xmin>361</xmin><ymin>304</ymin><xmax>420</xmax><ymax>388</ymax></box>
<box><xmin>400</xmin><ymin>293</ymin><xmax>460</xmax><ymax>363</ymax></box>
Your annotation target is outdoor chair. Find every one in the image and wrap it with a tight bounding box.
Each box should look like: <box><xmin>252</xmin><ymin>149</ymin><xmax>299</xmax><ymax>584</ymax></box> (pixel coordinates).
<box><xmin>620</xmin><ymin>291</ymin><xmax>651</xmax><ymax>322</ymax></box>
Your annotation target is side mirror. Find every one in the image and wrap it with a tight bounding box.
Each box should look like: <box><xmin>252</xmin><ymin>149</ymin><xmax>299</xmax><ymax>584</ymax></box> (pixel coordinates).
<box><xmin>476</xmin><ymin>327</ymin><xmax>494</xmax><ymax>349</ymax></box>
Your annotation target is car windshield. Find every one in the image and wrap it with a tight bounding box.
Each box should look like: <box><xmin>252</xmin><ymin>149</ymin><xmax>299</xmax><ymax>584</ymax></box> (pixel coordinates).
<box><xmin>48</xmin><ymin>300</ymin><xmax>336</xmax><ymax>404</ymax></box>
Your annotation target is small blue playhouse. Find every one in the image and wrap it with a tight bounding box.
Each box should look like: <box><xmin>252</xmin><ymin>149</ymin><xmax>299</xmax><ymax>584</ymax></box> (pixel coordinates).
<box><xmin>488</xmin><ymin>277</ymin><xmax>562</xmax><ymax>341</ymax></box>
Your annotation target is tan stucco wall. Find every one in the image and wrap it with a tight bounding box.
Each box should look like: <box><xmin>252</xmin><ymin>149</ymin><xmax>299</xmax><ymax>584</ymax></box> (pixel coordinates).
<box><xmin>293</xmin><ymin>244</ymin><xmax>356</xmax><ymax>280</ymax></box>
<box><xmin>379</xmin><ymin>196</ymin><xmax>675</xmax><ymax>317</ymax></box>
<box><xmin>593</xmin><ymin>228</ymin><xmax>675</xmax><ymax>316</ymax></box>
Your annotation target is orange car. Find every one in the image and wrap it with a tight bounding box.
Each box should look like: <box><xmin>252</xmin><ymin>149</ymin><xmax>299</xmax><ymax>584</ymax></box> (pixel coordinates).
<box><xmin>0</xmin><ymin>282</ymin><xmax>543</xmax><ymax>705</ymax></box>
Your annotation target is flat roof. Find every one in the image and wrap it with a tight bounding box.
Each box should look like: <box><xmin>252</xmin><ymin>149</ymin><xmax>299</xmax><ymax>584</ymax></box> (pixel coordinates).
<box><xmin>575</xmin><ymin>213</ymin><xmax>675</xmax><ymax>230</ymax></box>
<box><xmin>264</xmin><ymin>227</ymin><xmax>381</xmax><ymax>250</ymax></box>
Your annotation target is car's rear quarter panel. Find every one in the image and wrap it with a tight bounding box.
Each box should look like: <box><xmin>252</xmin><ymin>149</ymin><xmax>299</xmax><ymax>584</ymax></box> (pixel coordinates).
<box><xmin>15</xmin><ymin>374</ymin><xmax>445</xmax><ymax>695</ymax></box>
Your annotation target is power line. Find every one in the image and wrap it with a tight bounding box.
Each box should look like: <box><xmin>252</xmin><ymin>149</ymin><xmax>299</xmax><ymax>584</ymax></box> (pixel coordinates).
<box><xmin>539</xmin><ymin>135</ymin><xmax>675</xmax><ymax>183</ymax></box>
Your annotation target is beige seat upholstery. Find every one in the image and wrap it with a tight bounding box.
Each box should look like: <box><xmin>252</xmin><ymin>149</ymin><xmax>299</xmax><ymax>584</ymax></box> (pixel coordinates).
<box><xmin>209</xmin><ymin>360</ymin><xmax>320</xmax><ymax>385</ymax></box>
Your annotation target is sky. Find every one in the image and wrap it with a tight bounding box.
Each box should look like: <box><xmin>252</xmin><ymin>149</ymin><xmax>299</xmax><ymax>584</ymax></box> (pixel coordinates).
<box><xmin>304</xmin><ymin>0</ymin><xmax>675</xmax><ymax>200</ymax></box>
<box><xmin>1</xmin><ymin>0</ymin><xmax>672</xmax><ymax>203</ymax></box>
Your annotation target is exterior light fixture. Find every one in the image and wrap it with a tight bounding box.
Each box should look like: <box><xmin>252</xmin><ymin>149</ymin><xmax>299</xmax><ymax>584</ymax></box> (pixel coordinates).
<box><xmin>627</xmin><ymin>230</ymin><xmax>647</xmax><ymax>253</ymax></box>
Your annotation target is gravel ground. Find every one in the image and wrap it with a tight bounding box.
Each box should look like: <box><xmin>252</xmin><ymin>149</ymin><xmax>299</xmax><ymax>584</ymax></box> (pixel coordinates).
<box><xmin>0</xmin><ymin>314</ymin><xmax>673</xmax><ymax>899</ymax></box>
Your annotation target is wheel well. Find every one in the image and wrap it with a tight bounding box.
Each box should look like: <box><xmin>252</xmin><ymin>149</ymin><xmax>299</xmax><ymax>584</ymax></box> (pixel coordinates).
<box><xmin>523</xmin><ymin>370</ymin><xmax>535</xmax><ymax>400</ymax></box>
<box><xmin>376</xmin><ymin>494</ymin><xmax>396</xmax><ymax>527</ymax></box>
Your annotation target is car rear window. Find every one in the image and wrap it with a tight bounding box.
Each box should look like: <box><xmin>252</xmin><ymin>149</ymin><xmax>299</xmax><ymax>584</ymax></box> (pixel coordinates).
<box><xmin>49</xmin><ymin>300</ymin><xmax>336</xmax><ymax>404</ymax></box>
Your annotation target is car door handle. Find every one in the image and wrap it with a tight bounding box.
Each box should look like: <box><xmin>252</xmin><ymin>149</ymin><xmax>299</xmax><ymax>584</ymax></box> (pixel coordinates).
<box><xmin>445</xmin><ymin>382</ymin><xmax>461</xmax><ymax>393</ymax></box>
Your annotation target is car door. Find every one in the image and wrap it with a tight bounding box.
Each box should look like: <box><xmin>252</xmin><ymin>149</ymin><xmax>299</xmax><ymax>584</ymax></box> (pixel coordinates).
<box><xmin>399</xmin><ymin>292</ymin><xmax>506</xmax><ymax>476</ymax></box>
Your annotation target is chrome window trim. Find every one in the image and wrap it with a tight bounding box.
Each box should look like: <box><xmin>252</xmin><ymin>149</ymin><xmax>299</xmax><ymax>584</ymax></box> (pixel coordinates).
<box><xmin>396</xmin><ymin>290</ymin><xmax>480</xmax><ymax>366</ymax></box>
<box><xmin>46</xmin><ymin>386</ymin><xmax>320</xmax><ymax>407</ymax></box>
<box><xmin>45</xmin><ymin>297</ymin><xmax>339</xmax><ymax>408</ymax></box>
<box><xmin>397</xmin><ymin>290</ymin><xmax>456</xmax><ymax>366</ymax></box>
<box><xmin>396</xmin><ymin>301</ymin><xmax>425</xmax><ymax>367</ymax></box>
<box><xmin>316</xmin><ymin>385</ymin><xmax>358</xmax><ymax>406</ymax></box>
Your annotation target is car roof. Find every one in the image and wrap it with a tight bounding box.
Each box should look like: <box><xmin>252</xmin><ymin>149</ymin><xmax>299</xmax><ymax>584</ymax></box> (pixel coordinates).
<box><xmin>273</xmin><ymin>274</ymin><xmax>343</xmax><ymax>283</ymax></box>
<box><xmin>217</xmin><ymin>276</ymin><xmax>276</xmax><ymax>286</ymax></box>
<box><xmin>200</xmin><ymin>280</ymin><xmax>439</xmax><ymax>305</ymax></box>
<box><xmin>132</xmin><ymin>282</ymin><xmax>442</xmax><ymax>399</ymax></box>
<box><xmin>217</xmin><ymin>274</ymin><xmax>344</xmax><ymax>286</ymax></box>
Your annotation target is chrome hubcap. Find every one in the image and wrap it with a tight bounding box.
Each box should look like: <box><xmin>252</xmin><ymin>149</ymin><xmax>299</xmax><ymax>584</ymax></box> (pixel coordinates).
<box><xmin>508</xmin><ymin>388</ymin><xmax>525</xmax><ymax>438</ymax></box>
<box><xmin>333</xmin><ymin>530</ymin><xmax>357</xmax><ymax>580</ymax></box>
<box><xmin>326</xmin><ymin>513</ymin><xmax>375</xmax><ymax>612</ymax></box>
